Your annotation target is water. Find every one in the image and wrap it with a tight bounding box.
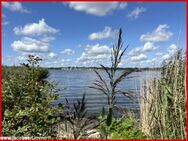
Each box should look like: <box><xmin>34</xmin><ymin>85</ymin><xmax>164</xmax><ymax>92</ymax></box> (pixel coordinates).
<box><xmin>48</xmin><ymin>69</ymin><xmax>160</xmax><ymax>116</ymax></box>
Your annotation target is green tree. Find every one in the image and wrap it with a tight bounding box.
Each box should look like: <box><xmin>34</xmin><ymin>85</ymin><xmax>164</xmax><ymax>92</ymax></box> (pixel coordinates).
<box><xmin>2</xmin><ymin>55</ymin><xmax>63</xmax><ymax>138</ymax></box>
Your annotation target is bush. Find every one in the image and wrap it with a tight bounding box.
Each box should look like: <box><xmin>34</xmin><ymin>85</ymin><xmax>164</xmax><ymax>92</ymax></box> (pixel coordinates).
<box><xmin>97</xmin><ymin>112</ymin><xmax>147</xmax><ymax>139</ymax></box>
<box><xmin>2</xmin><ymin>55</ymin><xmax>63</xmax><ymax>138</ymax></box>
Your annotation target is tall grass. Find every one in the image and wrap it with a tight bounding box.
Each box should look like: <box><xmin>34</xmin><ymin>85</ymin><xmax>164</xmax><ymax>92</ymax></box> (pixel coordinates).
<box><xmin>140</xmin><ymin>50</ymin><xmax>186</xmax><ymax>139</ymax></box>
<box><xmin>90</xmin><ymin>29</ymin><xmax>131</xmax><ymax>128</ymax></box>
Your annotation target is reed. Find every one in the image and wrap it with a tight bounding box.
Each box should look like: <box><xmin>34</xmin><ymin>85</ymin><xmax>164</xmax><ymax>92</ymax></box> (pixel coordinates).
<box><xmin>90</xmin><ymin>29</ymin><xmax>139</xmax><ymax>139</ymax></box>
<box><xmin>140</xmin><ymin>49</ymin><xmax>186</xmax><ymax>139</ymax></box>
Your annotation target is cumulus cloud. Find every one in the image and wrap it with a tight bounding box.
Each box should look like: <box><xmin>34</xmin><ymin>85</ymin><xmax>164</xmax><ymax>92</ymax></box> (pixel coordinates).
<box><xmin>129</xmin><ymin>42</ymin><xmax>157</xmax><ymax>56</ymax></box>
<box><xmin>77</xmin><ymin>44</ymin><xmax>111</xmax><ymax>66</ymax></box>
<box><xmin>140</xmin><ymin>24</ymin><xmax>173</xmax><ymax>42</ymax></box>
<box><xmin>11</xmin><ymin>37</ymin><xmax>49</xmax><ymax>52</ymax></box>
<box><xmin>155</xmin><ymin>52</ymin><xmax>163</xmax><ymax>56</ymax></box>
<box><xmin>68</xmin><ymin>2</ymin><xmax>127</xmax><ymax>16</ymax></box>
<box><xmin>61</xmin><ymin>49</ymin><xmax>75</xmax><ymax>55</ymax></box>
<box><xmin>88</xmin><ymin>26</ymin><xmax>118</xmax><ymax>40</ymax></box>
<box><xmin>14</xmin><ymin>19</ymin><xmax>59</xmax><ymax>36</ymax></box>
<box><xmin>162</xmin><ymin>54</ymin><xmax>170</xmax><ymax>60</ymax></box>
<box><xmin>48</xmin><ymin>52</ymin><xmax>58</xmax><ymax>59</ymax></box>
<box><xmin>84</xmin><ymin>44</ymin><xmax>111</xmax><ymax>55</ymax></box>
<box><xmin>168</xmin><ymin>44</ymin><xmax>177</xmax><ymax>54</ymax></box>
<box><xmin>2</xmin><ymin>2</ymin><xmax>30</xmax><ymax>13</ymax></box>
<box><xmin>11</xmin><ymin>19</ymin><xmax>59</xmax><ymax>53</ymax></box>
<box><xmin>162</xmin><ymin>44</ymin><xmax>177</xmax><ymax>60</ymax></box>
<box><xmin>41</xmin><ymin>36</ymin><xmax>56</xmax><ymax>43</ymax></box>
<box><xmin>130</xmin><ymin>54</ymin><xmax>147</xmax><ymax>62</ymax></box>
<box><xmin>127</xmin><ymin>7</ymin><xmax>146</xmax><ymax>19</ymax></box>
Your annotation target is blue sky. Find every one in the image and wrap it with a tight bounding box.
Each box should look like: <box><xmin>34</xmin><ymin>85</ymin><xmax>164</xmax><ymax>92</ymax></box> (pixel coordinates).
<box><xmin>2</xmin><ymin>2</ymin><xmax>186</xmax><ymax>68</ymax></box>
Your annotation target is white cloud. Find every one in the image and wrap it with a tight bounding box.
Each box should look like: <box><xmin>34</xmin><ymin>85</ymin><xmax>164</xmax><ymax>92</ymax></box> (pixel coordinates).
<box><xmin>129</xmin><ymin>42</ymin><xmax>157</xmax><ymax>56</ymax></box>
<box><xmin>68</xmin><ymin>2</ymin><xmax>127</xmax><ymax>16</ymax></box>
<box><xmin>14</xmin><ymin>19</ymin><xmax>59</xmax><ymax>36</ymax></box>
<box><xmin>11</xmin><ymin>37</ymin><xmax>49</xmax><ymax>52</ymax></box>
<box><xmin>2</xmin><ymin>14</ymin><xmax>9</xmax><ymax>26</ymax></box>
<box><xmin>48</xmin><ymin>52</ymin><xmax>58</xmax><ymax>59</ymax></box>
<box><xmin>88</xmin><ymin>26</ymin><xmax>118</xmax><ymax>40</ymax></box>
<box><xmin>140</xmin><ymin>24</ymin><xmax>173</xmax><ymax>42</ymax></box>
<box><xmin>61</xmin><ymin>59</ymin><xmax>71</xmax><ymax>62</ymax></box>
<box><xmin>11</xmin><ymin>19</ymin><xmax>58</xmax><ymax>53</ymax></box>
<box><xmin>41</xmin><ymin>36</ymin><xmax>56</xmax><ymax>43</ymax></box>
<box><xmin>168</xmin><ymin>44</ymin><xmax>177</xmax><ymax>54</ymax></box>
<box><xmin>2</xmin><ymin>21</ymin><xmax>9</xmax><ymax>26</ymax></box>
<box><xmin>61</xmin><ymin>49</ymin><xmax>75</xmax><ymax>55</ymax></box>
<box><xmin>2</xmin><ymin>2</ymin><xmax>30</xmax><ymax>13</ymax></box>
<box><xmin>61</xmin><ymin>59</ymin><xmax>71</xmax><ymax>64</ymax></box>
<box><xmin>162</xmin><ymin>54</ymin><xmax>170</xmax><ymax>60</ymax></box>
<box><xmin>43</xmin><ymin>58</ymin><xmax>73</xmax><ymax>67</ymax></box>
<box><xmin>119</xmin><ymin>3</ymin><xmax>128</xmax><ymax>9</ymax></box>
<box><xmin>84</xmin><ymin>44</ymin><xmax>111</xmax><ymax>55</ymax></box>
<box><xmin>155</xmin><ymin>52</ymin><xmax>163</xmax><ymax>56</ymax></box>
<box><xmin>77</xmin><ymin>44</ymin><xmax>111</xmax><ymax>66</ymax></box>
<box><xmin>162</xmin><ymin>44</ymin><xmax>177</xmax><ymax>60</ymax></box>
<box><xmin>130</xmin><ymin>54</ymin><xmax>147</xmax><ymax>62</ymax></box>
<box><xmin>127</xmin><ymin>7</ymin><xmax>146</xmax><ymax>19</ymax></box>
<box><xmin>15</xmin><ymin>56</ymin><xmax>27</xmax><ymax>61</ymax></box>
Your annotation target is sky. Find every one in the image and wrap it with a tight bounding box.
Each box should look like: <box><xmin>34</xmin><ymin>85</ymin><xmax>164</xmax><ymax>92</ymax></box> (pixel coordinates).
<box><xmin>2</xmin><ymin>2</ymin><xmax>186</xmax><ymax>68</ymax></box>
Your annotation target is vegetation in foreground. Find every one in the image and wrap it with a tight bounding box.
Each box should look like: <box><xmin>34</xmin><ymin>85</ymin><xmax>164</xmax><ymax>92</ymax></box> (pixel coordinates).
<box><xmin>2</xmin><ymin>55</ymin><xmax>63</xmax><ymax>138</ymax></box>
<box><xmin>140</xmin><ymin>49</ymin><xmax>186</xmax><ymax>139</ymax></box>
<box><xmin>2</xmin><ymin>29</ymin><xmax>186</xmax><ymax>139</ymax></box>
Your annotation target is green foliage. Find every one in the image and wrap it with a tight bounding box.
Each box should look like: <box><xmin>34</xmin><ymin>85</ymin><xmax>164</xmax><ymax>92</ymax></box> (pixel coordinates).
<box><xmin>97</xmin><ymin>115</ymin><xmax>120</xmax><ymax>139</ymax></box>
<box><xmin>2</xmin><ymin>55</ymin><xmax>63</xmax><ymax>138</ymax></box>
<box><xmin>111</xmin><ymin>116</ymin><xmax>147</xmax><ymax>139</ymax></box>
<box><xmin>97</xmin><ymin>112</ymin><xmax>147</xmax><ymax>139</ymax></box>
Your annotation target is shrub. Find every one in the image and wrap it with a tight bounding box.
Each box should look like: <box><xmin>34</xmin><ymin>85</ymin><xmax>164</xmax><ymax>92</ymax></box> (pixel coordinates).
<box><xmin>2</xmin><ymin>55</ymin><xmax>63</xmax><ymax>138</ymax></box>
<box><xmin>97</xmin><ymin>112</ymin><xmax>147</xmax><ymax>139</ymax></box>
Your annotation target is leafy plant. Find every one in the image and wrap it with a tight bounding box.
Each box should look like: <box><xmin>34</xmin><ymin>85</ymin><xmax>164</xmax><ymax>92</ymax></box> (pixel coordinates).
<box><xmin>111</xmin><ymin>112</ymin><xmax>147</xmax><ymax>139</ymax></box>
<box><xmin>2</xmin><ymin>55</ymin><xmax>63</xmax><ymax>138</ymax></box>
<box><xmin>97</xmin><ymin>111</ymin><xmax>147</xmax><ymax>139</ymax></box>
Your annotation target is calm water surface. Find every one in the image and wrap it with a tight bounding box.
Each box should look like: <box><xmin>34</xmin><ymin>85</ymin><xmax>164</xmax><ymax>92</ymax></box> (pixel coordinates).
<box><xmin>48</xmin><ymin>70</ymin><xmax>160</xmax><ymax>116</ymax></box>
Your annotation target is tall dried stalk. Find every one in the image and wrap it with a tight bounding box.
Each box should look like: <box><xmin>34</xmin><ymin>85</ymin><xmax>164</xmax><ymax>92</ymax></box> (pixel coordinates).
<box><xmin>140</xmin><ymin>50</ymin><xmax>186</xmax><ymax>139</ymax></box>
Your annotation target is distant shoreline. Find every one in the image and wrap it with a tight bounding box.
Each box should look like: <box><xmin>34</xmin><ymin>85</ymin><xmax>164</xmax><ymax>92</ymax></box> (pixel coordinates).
<box><xmin>3</xmin><ymin>65</ymin><xmax>161</xmax><ymax>71</ymax></box>
<box><xmin>48</xmin><ymin>67</ymin><xmax>161</xmax><ymax>71</ymax></box>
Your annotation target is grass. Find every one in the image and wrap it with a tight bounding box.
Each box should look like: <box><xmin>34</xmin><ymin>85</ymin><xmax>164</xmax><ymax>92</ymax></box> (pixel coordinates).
<box><xmin>140</xmin><ymin>49</ymin><xmax>186</xmax><ymax>139</ymax></box>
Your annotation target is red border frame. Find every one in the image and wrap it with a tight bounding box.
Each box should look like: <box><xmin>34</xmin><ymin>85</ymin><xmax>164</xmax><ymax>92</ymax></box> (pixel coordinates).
<box><xmin>0</xmin><ymin>0</ymin><xmax>187</xmax><ymax>141</ymax></box>
<box><xmin>0</xmin><ymin>1</ymin><xmax>2</xmax><ymax>139</ymax></box>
